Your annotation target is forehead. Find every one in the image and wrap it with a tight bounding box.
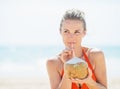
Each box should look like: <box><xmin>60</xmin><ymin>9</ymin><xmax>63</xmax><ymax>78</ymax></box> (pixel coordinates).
<box><xmin>62</xmin><ymin>20</ymin><xmax>83</xmax><ymax>29</ymax></box>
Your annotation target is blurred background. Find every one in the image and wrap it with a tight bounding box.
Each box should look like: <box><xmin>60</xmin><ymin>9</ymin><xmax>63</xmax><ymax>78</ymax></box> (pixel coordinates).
<box><xmin>0</xmin><ymin>0</ymin><xmax>120</xmax><ymax>89</ymax></box>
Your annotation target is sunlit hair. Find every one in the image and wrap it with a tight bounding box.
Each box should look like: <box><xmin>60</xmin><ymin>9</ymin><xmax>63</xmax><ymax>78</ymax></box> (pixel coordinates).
<box><xmin>60</xmin><ymin>9</ymin><xmax>86</xmax><ymax>31</ymax></box>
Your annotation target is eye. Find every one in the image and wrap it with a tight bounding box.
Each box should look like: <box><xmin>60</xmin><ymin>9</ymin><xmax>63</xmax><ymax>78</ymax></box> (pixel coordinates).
<box><xmin>63</xmin><ymin>29</ymin><xmax>69</xmax><ymax>33</ymax></box>
<box><xmin>75</xmin><ymin>30</ymin><xmax>81</xmax><ymax>34</ymax></box>
<box><xmin>64</xmin><ymin>30</ymin><xmax>68</xmax><ymax>33</ymax></box>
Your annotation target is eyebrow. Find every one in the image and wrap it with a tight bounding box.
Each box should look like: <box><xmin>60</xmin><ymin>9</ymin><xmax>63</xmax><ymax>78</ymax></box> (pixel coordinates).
<box><xmin>62</xmin><ymin>29</ymin><xmax>69</xmax><ymax>31</ymax></box>
<box><xmin>63</xmin><ymin>29</ymin><xmax>81</xmax><ymax>31</ymax></box>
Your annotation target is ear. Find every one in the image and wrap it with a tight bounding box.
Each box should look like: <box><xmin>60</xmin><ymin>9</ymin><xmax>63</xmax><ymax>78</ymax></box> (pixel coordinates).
<box><xmin>60</xmin><ymin>29</ymin><xmax>62</xmax><ymax>35</ymax></box>
<box><xmin>82</xmin><ymin>30</ymin><xmax>86</xmax><ymax>38</ymax></box>
<box><xmin>60</xmin><ymin>31</ymin><xmax>62</xmax><ymax>36</ymax></box>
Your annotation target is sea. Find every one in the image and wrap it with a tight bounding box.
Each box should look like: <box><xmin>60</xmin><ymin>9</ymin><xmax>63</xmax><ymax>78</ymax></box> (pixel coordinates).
<box><xmin>0</xmin><ymin>45</ymin><xmax>120</xmax><ymax>79</ymax></box>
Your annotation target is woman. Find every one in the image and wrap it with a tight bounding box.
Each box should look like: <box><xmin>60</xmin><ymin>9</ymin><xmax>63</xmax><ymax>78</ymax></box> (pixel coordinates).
<box><xmin>46</xmin><ymin>9</ymin><xmax>107</xmax><ymax>89</ymax></box>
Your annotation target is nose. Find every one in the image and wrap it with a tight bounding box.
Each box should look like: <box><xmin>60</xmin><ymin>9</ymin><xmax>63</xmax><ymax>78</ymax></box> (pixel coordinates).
<box><xmin>68</xmin><ymin>33</ymin><xmax>74</xmax><ymax>38</ymax></box>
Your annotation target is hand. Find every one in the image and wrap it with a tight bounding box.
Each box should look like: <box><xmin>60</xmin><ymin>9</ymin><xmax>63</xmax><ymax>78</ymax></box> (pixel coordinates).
<box><xmin>70</xmin><ymin>67</ymin><xmax>93</xmax><ymax>85</ymax></box>
<box><xmin>59</xmin><ymin>48</ymin><xmax>73</xmax><ymax>63</ymax></box>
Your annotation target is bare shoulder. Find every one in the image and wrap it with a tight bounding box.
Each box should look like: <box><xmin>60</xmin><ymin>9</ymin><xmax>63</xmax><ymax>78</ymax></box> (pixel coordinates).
<box><xmin>89</xmin><ymin>48</ymin><xmax>105</xmax><ymax>62</ymax></box>
<box><xmin>46</xmin><ymin>57</ymin><xmax>64</xmax><ymax>88</ymax></box>
<box><xmin>46</xmin><ymin>56</ymin><xmax>63</xmax><ymax>73</ymax></box>
<box><xmin>90</xmin><ymin>48</ymin><xmax>104</xmax><ymax>54</ymax></box>
<box><xmin>46</xmin><ymin>57</ymin><xmax>60</xmax><ymax>68</ymax></box>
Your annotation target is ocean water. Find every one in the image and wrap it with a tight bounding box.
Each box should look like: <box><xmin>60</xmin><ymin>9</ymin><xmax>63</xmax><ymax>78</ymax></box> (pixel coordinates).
<box><xmin>0</xmin><ymin>45</ymin><xmax>120</xmax><ymax>78</ymax></box>
<box><xmin>0</xmin><ymin>45</ymin><xmax>120</xmax><ymax>61</ymax></box>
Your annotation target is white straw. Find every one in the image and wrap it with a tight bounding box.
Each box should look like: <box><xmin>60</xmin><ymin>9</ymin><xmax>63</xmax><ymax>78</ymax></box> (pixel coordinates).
<box><xmin>71</xmin><ymin>43</ymin><xmax>75</xmax><ymax>57</ymax></box>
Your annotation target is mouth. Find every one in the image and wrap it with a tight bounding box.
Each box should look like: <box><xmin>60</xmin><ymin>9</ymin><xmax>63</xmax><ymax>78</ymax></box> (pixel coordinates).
<box><xmin>67</xmin><ymin>42</ymin><xmax>76</xmax><ymax>44</ymax></box>
<box><xmin>67</xmin><ymin>42</ymin><xmax>76</xmax><ymax>49</ymax></box>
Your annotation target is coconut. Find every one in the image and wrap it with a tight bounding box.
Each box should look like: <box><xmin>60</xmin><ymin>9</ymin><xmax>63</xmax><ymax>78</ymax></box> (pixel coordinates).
<box><xmin>64</xmin><ymin>57</ymin><xmax>88</xmax><ymax>79</ymax></box>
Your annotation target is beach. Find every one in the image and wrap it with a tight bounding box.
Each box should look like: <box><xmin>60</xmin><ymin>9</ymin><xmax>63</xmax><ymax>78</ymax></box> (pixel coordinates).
<box><xmin>0</xmin><ymin>59</ymin><xmax>120</xmax><ymax>89</ymax></box>
<box><xmin>0</xmin><ymin>77</ymin><xmax>118</xmax><ymax>89</ymax></box>
<box><xmin>0</xmin><ymin>59</ymin><xmax>51</xmax><ymax>89</ymax></box>
<box><xmin>0</xmin><ymin>46</ymin><xmax>120</xmax><ymax>89</ymax></box>
<box><xmin>0</xmin><ymin>0</ymin><xmax>120</xmax><ymax>88</ymax></box>
<box><xmin>0</xmin><ymin>74</ymin><xmax>120</xmax><ymax>89</ymax></box>
<box><xmin>106</xmin><ymin>58</ymin><xmax>120</xmax><ymax>89</ymax></box>
<box><xmin>0</xmin><ymin>77</ymin><xmax>50</xmax><ymax>89</ymax></box>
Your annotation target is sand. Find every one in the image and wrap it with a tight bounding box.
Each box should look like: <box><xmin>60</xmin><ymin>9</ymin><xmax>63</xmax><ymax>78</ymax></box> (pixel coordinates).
<box><xmin>0</xmin><ymin>59</ymin><xmax>120</xmax><ymax>89</ymax></box>
<box><xmin>0</xmin><ymin>76</ymin><xmax>120</xmax><ymax>89</ymax></box>
<box><xmin>0</xmin><ymin>77</ymin><xmax>50</xmax><ymax>89</ymax></box>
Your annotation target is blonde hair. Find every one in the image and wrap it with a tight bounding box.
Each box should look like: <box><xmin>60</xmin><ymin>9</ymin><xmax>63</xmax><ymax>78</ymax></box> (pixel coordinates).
<box><xmin>60</xmin><ymin>9</ymin><xmax>86</xmax><ymax>31</ymax></box>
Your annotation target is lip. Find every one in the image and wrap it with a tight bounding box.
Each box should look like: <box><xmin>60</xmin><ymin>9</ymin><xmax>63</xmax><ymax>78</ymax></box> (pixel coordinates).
<box><xmin>67</xmin><ymin>42</ymin><xmax>76</xmax><ymax>44</ymax></box>
<box><xmin>67</xmin><ymin>42</ymin><xmax>76</xmax><ymax>49</ymax></box>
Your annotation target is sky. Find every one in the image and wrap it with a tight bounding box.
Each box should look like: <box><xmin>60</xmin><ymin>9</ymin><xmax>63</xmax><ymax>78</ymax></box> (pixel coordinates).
<box><xmin>0</xmin><ymin>0</ymin><xmax>120</xmax><ymax>46</ymax></box>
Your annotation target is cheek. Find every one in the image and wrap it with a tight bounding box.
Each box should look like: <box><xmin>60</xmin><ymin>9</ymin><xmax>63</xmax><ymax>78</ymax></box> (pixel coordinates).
<box><xmin>61</xmin><ymin>36</ymin><xmax>69</xmax><ymax>46</ymax></box>
<box><xmin>62</xmin><ymin>36</ymin><xmax>68</xmax><ymax>43</ymax></box>
<box><xmin>76</xmin><ymin>37</ymin><xmax>81</xmax><ymax>43</ymax></box>
<box><xmin>76</xmin><ymin>37</ymin><xmax>83</xmax><ymax>44</ymax></box>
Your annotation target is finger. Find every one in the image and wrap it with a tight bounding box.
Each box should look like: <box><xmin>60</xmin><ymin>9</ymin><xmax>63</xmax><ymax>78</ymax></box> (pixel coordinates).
<box><xmin>63</xmin><ymin>49</ymin><xmax>72</xmax><ymax>54</ymax></box>
<box><xmin>75</xmin><ymin>78</ymin><xmax>83</xmax><ymax>82</ymax></box>
<box><xmin>88</xmin><ymin>68</ymin><xmax>92</xmax><ymax>77</ymax></box>
<box><xmin>71</xmin><ymin>78</ymin><xmax>78</xmax><ymax>83</ymax></box>
<box><xmin>63</xmin><ymin>50</ymin><xmax>72</xmax><ymax>57</ymax></box>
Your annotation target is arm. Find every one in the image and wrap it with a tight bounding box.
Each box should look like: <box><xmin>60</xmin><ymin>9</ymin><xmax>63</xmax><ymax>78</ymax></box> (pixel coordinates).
<box><xmin>90</xmin><ymin>50</ymin><xmax>107</xmax><ymax>89</ymax></box>
<box><xmin>84</xmin><ymin>49</ymin><xmax>107</xmax><ymax>89</ymax></box>
<box><xmin>46</xmin><ymin>59</ymin><xmax>72</xmax><ymax>89</ymax></box>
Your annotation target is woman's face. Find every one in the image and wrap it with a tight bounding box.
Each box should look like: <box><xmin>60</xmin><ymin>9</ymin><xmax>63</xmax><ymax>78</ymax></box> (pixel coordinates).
<box><xmin>60</xmin><ymin>19</ymin><xmax>86</xmax><ymax>49</ymax></box>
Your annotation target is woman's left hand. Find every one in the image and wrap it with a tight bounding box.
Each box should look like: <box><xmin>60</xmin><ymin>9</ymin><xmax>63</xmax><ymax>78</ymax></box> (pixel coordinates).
<box><xmin>70</xmin><ymin>67</ymin><xmax>93</xmax><ymax>85</ymax></box>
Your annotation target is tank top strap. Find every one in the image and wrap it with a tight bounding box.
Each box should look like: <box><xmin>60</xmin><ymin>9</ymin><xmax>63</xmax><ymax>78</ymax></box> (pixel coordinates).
<box><xmin>61</xmin><ymin>69</ymin><xmax>64</xmax><ymax>77</ymax></box>
<box><xmin>82</xmin><ymin>48</ymin><xmax>96</xmax><ymax>81</ymax></box>
<box><xmin>82</xmin><ymin>48</ymin><xmax>93</xmax><ymax>72</ymax></box>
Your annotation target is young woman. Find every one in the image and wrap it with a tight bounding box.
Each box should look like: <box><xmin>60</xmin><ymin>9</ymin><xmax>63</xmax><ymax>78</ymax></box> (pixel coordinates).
<box><xmin>46</xmin><ymin>9</ymin><xmax>107</xmax><ymax>89</ymax></box>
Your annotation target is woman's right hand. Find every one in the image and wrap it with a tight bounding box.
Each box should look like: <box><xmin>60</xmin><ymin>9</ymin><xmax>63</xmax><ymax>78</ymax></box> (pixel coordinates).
<box><xmin>59</xmin><ymin>48</ymin><xmax>73</xmax><ymax>63</ymax></box>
